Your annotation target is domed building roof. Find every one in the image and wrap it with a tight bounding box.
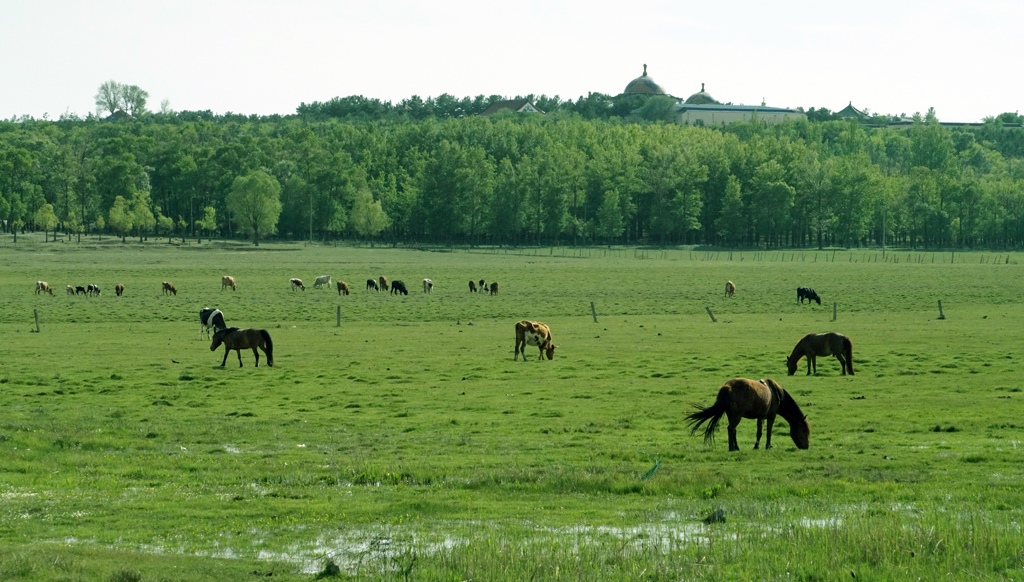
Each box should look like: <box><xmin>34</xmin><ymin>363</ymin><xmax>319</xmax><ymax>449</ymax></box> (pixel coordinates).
<box><xmin>623</xmin><ymin>64</ymin><xmax>666</xmax><ymax>95</ymax></box>
<box><xmin>684</xmin><ymin>83</ymin><xmax>719</xmax><ymax>105</ymax></box>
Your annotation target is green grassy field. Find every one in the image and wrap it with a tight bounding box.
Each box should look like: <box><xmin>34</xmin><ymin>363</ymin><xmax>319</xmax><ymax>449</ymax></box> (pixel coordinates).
<box><xmin>1</xmin><ymin>237</ymin><xmax>1023</xmax><ymax>581</ymax></box>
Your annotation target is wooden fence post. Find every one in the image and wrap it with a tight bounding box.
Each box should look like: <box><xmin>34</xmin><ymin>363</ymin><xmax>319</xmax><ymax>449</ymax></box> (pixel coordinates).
<box><xmin>705</xmin><ymin>307</ymin><xmax>717</xmax><ymax>323</ymax></box>
<box><xmin>832</xmin><ymin>302</ymin><xmax>837</xmax><ymax>322</ymax></box>
<box><xmin>33</xmin><ymin>309</ymin><xmax>40</xmax><ymax>333</ymax></box>
<box><xmin>937</xmin><ymin>300</ymin><xmax>946</xmax><ymax>320</ymax></box>
<box><xmin>336</xmin><ymin>306</ymin><xmax>341</xmax><ymax>327</ymax></box>
<box><xmin>590</xmin><ymin>302</ymin><xmax>598</xmax><ymax>323</ymax></box>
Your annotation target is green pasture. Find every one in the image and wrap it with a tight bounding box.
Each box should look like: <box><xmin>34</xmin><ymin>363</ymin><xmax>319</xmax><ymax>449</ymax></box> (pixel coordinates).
<box><xmin>1</xmin><ymin>237</ymin><xmax>1023</xmax><ymax>581</ymax></box>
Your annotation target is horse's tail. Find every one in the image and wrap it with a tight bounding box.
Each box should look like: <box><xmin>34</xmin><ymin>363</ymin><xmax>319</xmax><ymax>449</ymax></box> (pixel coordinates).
<box><xmin>844</xmin><ymin>336</ymin><xmax>854</xmax><ymax>375</ymax></box>
<box><xmin>260</xmin><ymin>329</ymin><xmax>274</xmax><ymax>366</ymax></box>
<box><xmin>685</xmin><ymin>387</ymin><xmax>730</xmax><ymax>445</ymax></box>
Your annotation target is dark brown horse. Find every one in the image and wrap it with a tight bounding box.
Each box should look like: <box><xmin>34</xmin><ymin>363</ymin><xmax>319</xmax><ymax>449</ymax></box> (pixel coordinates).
<box><xmin>685</xmin><ymin>378</ymin><xmax>810</xmax><ymax>451</ymax></box>
<box><xmin>787</xmin><ymin>332</ymin><xmax>854</xmax><ymax>376</ymax></box>
<box><xmin>210</xmin><ymin>327</ymin><xmax>274</xmax><ymax>367</ymax></box>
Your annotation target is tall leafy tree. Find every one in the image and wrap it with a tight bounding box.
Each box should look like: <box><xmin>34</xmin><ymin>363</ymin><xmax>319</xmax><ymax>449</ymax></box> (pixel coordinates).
<box><xmin>227</xmin><ymin>170</ymin><xmax>282</xmax><ymax>246</ymax></box>
<box><xmin>349</xmin><ymin>187</ymin><xmax>391</xmax><ymax>244</ymax></box>
<box><xmin>34</xmin><ymin>203</ymin><xmax>58</xmax><ymax>242</ymax></box>
<box><xmin>108</xmin><ymin>196</ymin><xmax>132</xmax><ymax>242</ymax></box>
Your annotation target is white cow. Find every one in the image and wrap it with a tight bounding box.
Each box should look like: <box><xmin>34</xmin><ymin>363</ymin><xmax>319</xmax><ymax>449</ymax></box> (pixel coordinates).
<box><xmin>313</xmin><ymin>274</ymin><xmax>332</xmax><ymax>289</ymax></box>
<box><xmin>423</xmin><ymin>278</ymin><xmax>433</xmax><ymax>293</ymax></box>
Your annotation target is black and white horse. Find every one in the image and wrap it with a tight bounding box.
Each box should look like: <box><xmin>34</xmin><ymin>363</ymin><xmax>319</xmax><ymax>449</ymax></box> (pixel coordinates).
<box><xmin>199</xmin><ymin>307</ymin><xmax>227</xmax><ymax>339</ymax></box>
<box><xmin>797</xmin><ymin>287</ymin><xmax>821</xmax><ymax>305</ymax></box>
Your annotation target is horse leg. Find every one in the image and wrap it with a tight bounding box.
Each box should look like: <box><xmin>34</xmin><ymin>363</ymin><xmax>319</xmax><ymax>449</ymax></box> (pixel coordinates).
<box><xmin>727</xmin><ymin>417</ymin><xmax>740</xmax><ymax>451</ymax></box>
<box><xmin>252</xmin><ymin>347</ymin><xmax>260</xmax><ymax>367</ymax></box>
<box><xmin>806</xmin><ymin>355</ymin><xmax>814</xmax><ymax>375</ymax></box>
<box><xmin>220</xmin><ymin>349</ymin><xmax>229</xmax><ymax>367</ymax></box>
<box><xmin>765</xmin><ymin>415</ymin><xmax>776</xmax><ymax>449</ymax></box>
<box><xmin>754</xmin><ymin>418</ymin><xmax>763</xmax><ymax>449</ymax></box>
<box><xmin>236</xmin><ymin>349</ymin><xmax>243</xmax><ymax>367</ymax></box>
<box><xmin>836</xmin><ymin>353</ymin><xmax>847</xmax><ymax>375</ymax></box>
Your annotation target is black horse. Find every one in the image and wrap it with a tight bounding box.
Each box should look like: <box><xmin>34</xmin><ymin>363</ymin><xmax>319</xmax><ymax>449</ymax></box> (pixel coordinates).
<box><xmin>797</xmin><ymin>287</ymin><xmax>821</xmax><ymax>305</ymax></box>
<box><xmin>391</xmin><ymin>280</ymin><xmax>408</xmax><ymax>295</ymax></box>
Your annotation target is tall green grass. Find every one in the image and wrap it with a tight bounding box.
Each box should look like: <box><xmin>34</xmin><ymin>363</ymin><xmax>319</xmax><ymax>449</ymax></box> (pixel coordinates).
<box><xmin>1</xmin><ymin>236</ymin><xmax>1022</xmax><ymax>580</ymax></box>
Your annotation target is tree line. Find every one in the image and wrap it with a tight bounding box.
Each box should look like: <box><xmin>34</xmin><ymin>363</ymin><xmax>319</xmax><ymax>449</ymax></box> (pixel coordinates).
<box><xmin>3</xmin><ymin>97</ymin><xmax>1024</xmax><ymax>248</ymax></box>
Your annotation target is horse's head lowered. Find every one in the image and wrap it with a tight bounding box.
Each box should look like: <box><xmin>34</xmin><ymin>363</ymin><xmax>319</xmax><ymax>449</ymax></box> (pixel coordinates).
<box><xmin>210</xmin><ymin>327</ymin><xmax>237</xmax><ymax>351</ymax></box>
<box><xmin>791</xmin><ymin>416</ymin><xmax>810</xmax><ymax>449</ymax></box>
<box><xmin>786</xmin><ymin>355</ymin><xmax>799</xmax><ymax>376</ymax></box>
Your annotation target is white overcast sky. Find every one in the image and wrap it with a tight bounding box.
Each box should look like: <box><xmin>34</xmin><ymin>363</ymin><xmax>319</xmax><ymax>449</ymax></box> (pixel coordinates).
<box><xmin>2</xmin><ymin>0</ymin><xmax>1021</xmax><ymax>122</ymax></box>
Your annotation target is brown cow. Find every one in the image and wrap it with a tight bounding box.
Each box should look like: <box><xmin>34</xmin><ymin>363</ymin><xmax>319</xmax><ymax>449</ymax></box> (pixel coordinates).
<box><xmin>162</xmin><ymin>281</ymin><xmax>177</xmax><ymax>296</ymax></box>
<box><xmin>378</xmin><ymin>275</ymin><xmax>389</xmax><ymax>292</ymax></box>
<box><xmin>489</xmin><ymin>282</ymin><xmax>498</xmax><ymax>295</ymax></box>
<box><xmin>469</xmin><ymin>280</ymin><xmax>478</xmax><ymax>293</ymax></box>
<box><xmin>290</xmin><ymin>278</ymin><xmax>305</xmax><ymax>291</ymax></box>
<box><xmin>222</xmin><ymin>275</ymin><xmax>237</xmax><ymax>291</ymax></box>
<box><xmin>725</xmin><ymin>280</ymin><xmax>736</xmax><ymax>297</ymax></box>
<box><xmin>514</xmin><ymin>320</ymin><xmax>556</xmax><ymax>361</ymax></box>
<box><xmin>337</xmin><ymin>280</ymin><xmax>350</xmax><ymax>295</ymax></box>
<box><xmin>115</xmin><ymin>283</ymin><xmax>125</xmax><ymax>296</ymax></box>
<box><xmin>35</xmin><ymin>281</ymin><xmax>53</xmax><ymax>295</ymax></box>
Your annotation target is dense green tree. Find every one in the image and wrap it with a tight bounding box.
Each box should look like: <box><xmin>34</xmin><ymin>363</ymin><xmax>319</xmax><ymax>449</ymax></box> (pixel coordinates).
<box><xmin>227</xmin><ymin>170</ymin><xmax>281</xmax><ymax>246</ymax></box>
<box><xmin>108</xmin><ymin>195</ymin><xmax>132</xmax><ymax>242</ymax></box>
<box><xmin>34</xmin><ymin>203</ymin><xmax>58</xmax><ymax>242</ymax></box>
<box><xmin>350</xmin><ymin>187</ymin><xmax>391</xmax><ymax>243</ymax></box>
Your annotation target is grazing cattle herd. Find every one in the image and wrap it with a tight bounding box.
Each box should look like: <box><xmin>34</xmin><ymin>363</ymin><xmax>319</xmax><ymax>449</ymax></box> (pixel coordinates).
<box><xmin>30</xmin><ymin>269</ymin><xmax>848</xmax><ymax>451</ymax></box>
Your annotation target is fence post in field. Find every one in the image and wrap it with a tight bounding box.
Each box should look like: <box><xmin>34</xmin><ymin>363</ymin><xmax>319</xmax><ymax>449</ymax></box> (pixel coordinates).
<box><xmin>832</xmin><ymin>302</ymin><xmax>837</xmax><ymax>322</ymax></box>
<box><xmin>33</xmin><ymin>309</ymin><xmax>40</xmax><ymax>333</ymax></box>
<box><xmin>705</xmin><ymin>307</ymin><xmax>717</xmax><ymax>323</ymax></box>
<box><xmin>937</xmin><ymin>300</ymin><xmax>946</xmax><ymax>320</ymax></box>
<box><xmin>336</xmin><ymin>306</ymin><xmax>341</xmax><ymax>327</ymax></box>
<box><xmin>590</xmin><ymin>302</ymin><xmax>598</xmax><ymax>323</ymax></box>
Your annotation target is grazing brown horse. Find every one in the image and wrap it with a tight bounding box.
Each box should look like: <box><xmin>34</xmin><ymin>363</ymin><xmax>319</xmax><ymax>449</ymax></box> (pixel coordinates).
<box><xmin>337</xmin><ymin>280</ymin><xmax>350</xmax><ymax>295</ymax></box>
<box><xmin>222</xmin><ymin>275</ymin><xmax>237</xmax><ymax>291</ymax></box>
<box><xmin>115</xmin><ymin>283</ymin><xmax>125</xmax><ymax>296</ymax></box>
<box><xmin>489</xmin><ymin>281</ymin><xmax>498</xmax><ymax>295</ymax></box>
<box><xmin>685</xmin><ymin>378</ymin><xmax>810</xmax><ymax>451</ymax></box>
<box><xmin>787</xmin><ymin>332</ymin><xmax>854</xmax><ymax>376</ymax></box>
<box><xmin>162</xmin><ymin>281</ymin><xmax>177</xmax><ymax>296</ymax></box>
<box><xmin>469</xmin><ymin>280</ymin><xmax>478</xmax><ymax>293</ymax></box>
<box><xmin>378</xmin><ymin>275</ymin><xmax>389</xmax><ymax>292</ymax></box>
<box><xmin>210</xmin><ymin>327</ymin><xmax>274</xmax><ymax>367</ymax></box>
<box><xmin>725</xmin><ymin>280</ymin><xmax>736</xmax><ymax>297</ymax></box>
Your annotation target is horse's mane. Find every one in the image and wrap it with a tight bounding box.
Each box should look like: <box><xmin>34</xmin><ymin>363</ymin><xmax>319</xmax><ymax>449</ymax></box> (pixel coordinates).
<box><xmin>774</xmin><ymin>386</ymin><xmax>807</xmax><ymax>427</ymax></box>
